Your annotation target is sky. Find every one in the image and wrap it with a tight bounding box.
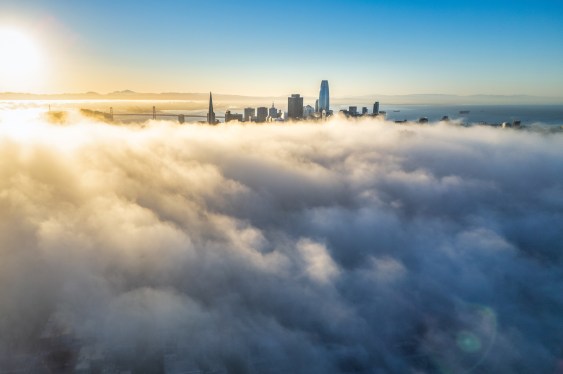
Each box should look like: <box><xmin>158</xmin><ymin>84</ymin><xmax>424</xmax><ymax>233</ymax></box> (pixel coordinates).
<box><xmin>1</xmin><ymin>0</ymin><xmax>563</xmax><ymax>97</ymax></box>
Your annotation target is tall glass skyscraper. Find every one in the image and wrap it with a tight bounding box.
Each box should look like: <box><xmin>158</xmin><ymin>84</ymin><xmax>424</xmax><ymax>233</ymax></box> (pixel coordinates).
<box><xmin>318</xmin><ymin>80</ymin><xmax>330</xmax><ymax>114</ymax></box>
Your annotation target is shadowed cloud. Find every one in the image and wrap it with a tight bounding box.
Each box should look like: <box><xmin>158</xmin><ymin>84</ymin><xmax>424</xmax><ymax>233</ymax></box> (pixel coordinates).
<box><xmin>0</xmin><ymin>109</ymin><xmax>562</xmax><ymax>373</ymax></box>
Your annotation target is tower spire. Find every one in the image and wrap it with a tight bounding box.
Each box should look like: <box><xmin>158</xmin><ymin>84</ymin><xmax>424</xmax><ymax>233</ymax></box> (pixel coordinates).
<box><xmin>207</xmin><ymin>92</ymin><xmax>216</xmax><ymax>125</ymax></box>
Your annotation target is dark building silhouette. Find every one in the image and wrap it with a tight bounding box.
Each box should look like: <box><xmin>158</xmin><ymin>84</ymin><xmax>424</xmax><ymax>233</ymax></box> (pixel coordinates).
<box><xmin>225</xmin><ymin>111</ymin><xmax>243</xmax><ymax>122</ymax></box>
<box><xmin>244</xmin><ymin>107</ymin><xmax>255</xmax><ymax>122</ymax></box>
<box><xmin>207</xmin><ymin>92</ymin><xmax>216</xmax><ymax>124</ymax></box>
<box><xmin>373</xmin><ymin>101</ymin><xmax>380</xmax><ymax>115</ymax></box>
<box><xmin>288</xmin><ymin>94</ymin><xmax>304</xmax><ymax>120</ymax></box>
<box><xmin>256</xmin><ymin>107</ymin><xmax>268</xmax><ymax>123</ymax></box>
<box><xmin>268</xmin><ymin>103</ymin><xmax>278</xmax><ymax>119</ymax></box>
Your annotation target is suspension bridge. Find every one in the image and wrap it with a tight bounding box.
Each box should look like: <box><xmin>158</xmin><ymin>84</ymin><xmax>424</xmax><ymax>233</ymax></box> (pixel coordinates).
<box><xmin>81</xmin><ymin>106</ymin><xmax>225</xmax><ymax>124</ymax></box>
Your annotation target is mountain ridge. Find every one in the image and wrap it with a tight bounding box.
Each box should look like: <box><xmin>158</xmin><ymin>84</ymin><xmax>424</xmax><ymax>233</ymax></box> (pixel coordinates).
<box><xmin>1</xmin><ymin>91</ymin><xmax>562</xmax><ymax>105</ymax></box>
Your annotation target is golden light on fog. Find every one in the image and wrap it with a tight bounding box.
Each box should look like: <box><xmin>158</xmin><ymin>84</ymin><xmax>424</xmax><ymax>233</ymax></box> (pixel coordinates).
<box><xmin>0</xmin><ymin>28</ymin><xmax>43</xmax><ymax>91</ymax></box>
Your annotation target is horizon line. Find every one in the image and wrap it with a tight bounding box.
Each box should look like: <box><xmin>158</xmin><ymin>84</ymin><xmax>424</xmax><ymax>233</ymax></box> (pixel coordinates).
<box><xmin>1</xmin><ymin>91</ymin><xmax>563</xmax><ymax>100</ymax></box>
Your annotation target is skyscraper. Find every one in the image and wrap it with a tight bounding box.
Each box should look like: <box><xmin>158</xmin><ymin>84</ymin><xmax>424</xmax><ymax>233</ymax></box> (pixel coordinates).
<box><xmin>244</xmin><ymin>108</ymin><xmax>255</xmax><ymax>122</ymax></box>
<box><xmin>269</xmin><ymin>103</ymin><xmax>278</xmax><ymax>119</ymax></box>
<box><xmin>318</xmin><ymin>80</ymin><xmax>330</xmax><ymax>114</ymax></box>
<box><xmin>373</xmin><ymin>101</ymin><xmax>380</xmax><ymax>115</ymax></box>
<box><xmin>207</xmin><ymin>92</ymin><xmax>216</xmax><ymax>124</ymax></box>
<box><xmin>287</xmin><ymin>94</ymin><xmax>304</xmax><ymax>120</ymax></box>
<box><xmin>256</xmin><ymin>107</ymin><xmax>268</xmax><ymax>123</ymax></box>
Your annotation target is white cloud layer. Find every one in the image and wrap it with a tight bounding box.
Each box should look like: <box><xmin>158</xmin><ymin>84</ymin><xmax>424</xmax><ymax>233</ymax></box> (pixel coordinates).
<box><xmin>0</xmin><ymin>109</ymin><xmax>562</xmax><ymax>373</ymax></box>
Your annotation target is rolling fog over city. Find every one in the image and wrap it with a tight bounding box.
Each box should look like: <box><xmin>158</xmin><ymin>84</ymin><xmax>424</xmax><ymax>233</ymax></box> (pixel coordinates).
<box><xmin>1</xmin><ymin>106</ymin><xmax>562</xmax><ymax>372</ymax></box>
<box><xmin>2</xmin><ymin>0</ymin><xmax>563</xmax><ymax>372</ymax></box>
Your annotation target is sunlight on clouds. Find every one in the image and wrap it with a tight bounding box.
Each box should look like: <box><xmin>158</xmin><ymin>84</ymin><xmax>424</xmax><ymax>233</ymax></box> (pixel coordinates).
<box><xmin>0</xmin><ymin>107</ymin><xmax>562</xmax><ymax>372</ymax></box>
<box><xmin>297</xmin><ymin>239</ymin><xmax>340</xmax><ymax>284</ymax></box>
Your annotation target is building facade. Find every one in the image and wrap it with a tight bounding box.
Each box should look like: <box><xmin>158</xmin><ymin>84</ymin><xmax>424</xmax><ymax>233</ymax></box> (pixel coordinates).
<box><xmin>256</xmin><ymin>107</ymin><xmax>268</xmax><ymax>122</ymax></box>
<box><xmin>287</xmin><ymin>94</ymin><xmax>304</xmax><ymax>120</ymax></box>
<box><xmin>244</xmin><ymin>107</ymin><xmax>255</xmax><ymax>122</ymax></box>
<box><xmin>318</xmin><ymin>80</ymin><xmax>330</xmax><ymax>114</ymax></box>
<box><xmin>225</xmin><ymin>111</ymin><xmax>243</xmax><ymax>122</ymax></box>
<box><xmin>268</xmin><ymin>103</ymin><xmax>278</xmax><ymax>119</ymax></box>
<box><xmin>303</xmin><ymin>105</ymin><xmax>315</xmax><ymax>118</ymax></box>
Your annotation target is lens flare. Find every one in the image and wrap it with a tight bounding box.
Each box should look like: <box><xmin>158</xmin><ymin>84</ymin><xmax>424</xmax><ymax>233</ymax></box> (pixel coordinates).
<box><xmin>457</xmin><ymin>331</ymin><xmax>482</xmax><ymax>353</ymax></box>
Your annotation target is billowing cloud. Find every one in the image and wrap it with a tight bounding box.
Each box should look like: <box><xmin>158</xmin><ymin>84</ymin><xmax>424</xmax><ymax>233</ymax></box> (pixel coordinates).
<box><xmin>0</xmin><ymin>109</ymin><xmax>562</xmax><ymax>373</ymax></box>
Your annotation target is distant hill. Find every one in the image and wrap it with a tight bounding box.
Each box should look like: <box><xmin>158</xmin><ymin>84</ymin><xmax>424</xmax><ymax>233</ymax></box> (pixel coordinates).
<box><xmin>0</xmin><ymin>90</ymin><xmax>271</xmax><ymax>102</ymax></box>
<box><xmin>338</xmin><ymin>94</ymin><xmax>563</xmax><ymax>105</ymax></box>
<box><xmin>1</xmin><ymin>91</ymin><xmax>561</xmax><ymax>105</ymax></box>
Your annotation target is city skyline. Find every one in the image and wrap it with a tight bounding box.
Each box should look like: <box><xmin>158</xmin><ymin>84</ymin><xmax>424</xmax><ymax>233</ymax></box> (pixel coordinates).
<box><xmin>1</xmin><ymin>0</ymin><xmax>562</xmax><ymax>98</ymax></box>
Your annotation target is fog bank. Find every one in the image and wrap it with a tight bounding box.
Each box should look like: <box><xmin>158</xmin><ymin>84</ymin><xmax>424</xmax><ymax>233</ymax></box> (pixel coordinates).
<box><xmin>1</xmin><ymin>110</ymin><xmax>562</xmax><ymax>373</ymax></box>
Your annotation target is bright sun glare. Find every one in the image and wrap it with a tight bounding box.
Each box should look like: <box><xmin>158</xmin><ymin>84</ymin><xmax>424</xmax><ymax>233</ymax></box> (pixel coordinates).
<box><xmin>0</xmin><ymin>28</ymin><xmax>43</xmax><ymax>91</ymax></box>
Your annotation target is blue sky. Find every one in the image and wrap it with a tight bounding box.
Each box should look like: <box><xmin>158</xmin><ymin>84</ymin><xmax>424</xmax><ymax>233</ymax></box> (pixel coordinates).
<box><xmin>1</xmin><ymin>0</ymin><xmax>562</xmax><ymax>97</ymax></box>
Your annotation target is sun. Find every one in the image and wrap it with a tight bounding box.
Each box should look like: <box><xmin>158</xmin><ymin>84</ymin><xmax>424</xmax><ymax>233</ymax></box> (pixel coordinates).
<box><xmin>0</xmin><ymin>28</ymin><xmax>44</xmax><ymax>91</ymax></box>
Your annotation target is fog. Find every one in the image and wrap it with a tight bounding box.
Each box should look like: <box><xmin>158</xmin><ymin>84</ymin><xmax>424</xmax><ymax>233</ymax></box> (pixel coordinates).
<box><xmin>0</xmin><ymin>108</ymin><xmax>562</xmax><ymax>373</ymax></box>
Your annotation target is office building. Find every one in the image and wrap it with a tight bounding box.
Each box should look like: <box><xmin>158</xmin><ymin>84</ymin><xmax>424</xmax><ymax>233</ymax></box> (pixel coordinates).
<box><xmin>244</xmin><ymin>107</ymin><xmax>255</xmax><ymax>122</ymax></box>
<box><xmin>225</xmin><ymin>111</ymin><xmax>243</xmax><ymax>122</ymax></box>
<box><xmin>288</xmin><ymin>94</ymin><xmax>304</xmax><ymax>120</ymax></box>
<box><xmin>362</xmin><ymin>107</ymin><xmax>368</xmax><ymax>115</ymax></box>
<box><xmin>373</xmin><ymin>101</ymin><xmax>380</xmax><ymax>115</ymax></box>
<box><xmin>256</xmin><ymin>107</ymin><xmax>268</xmax><ymax>122</ymax></box>
<box><xmin>349</xmin><ymin>106</ymin><xmax>358</xmax><ymax>116</ymax></box>
<box><xmin>268</xmin><ymin>103</ymin><xmax>278</xmax><ymax>119</ymax></box>
<box><xmin>319</xmin><ymin>80</ymin><xmax>330</xmax><ymax>114</ymax></box>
